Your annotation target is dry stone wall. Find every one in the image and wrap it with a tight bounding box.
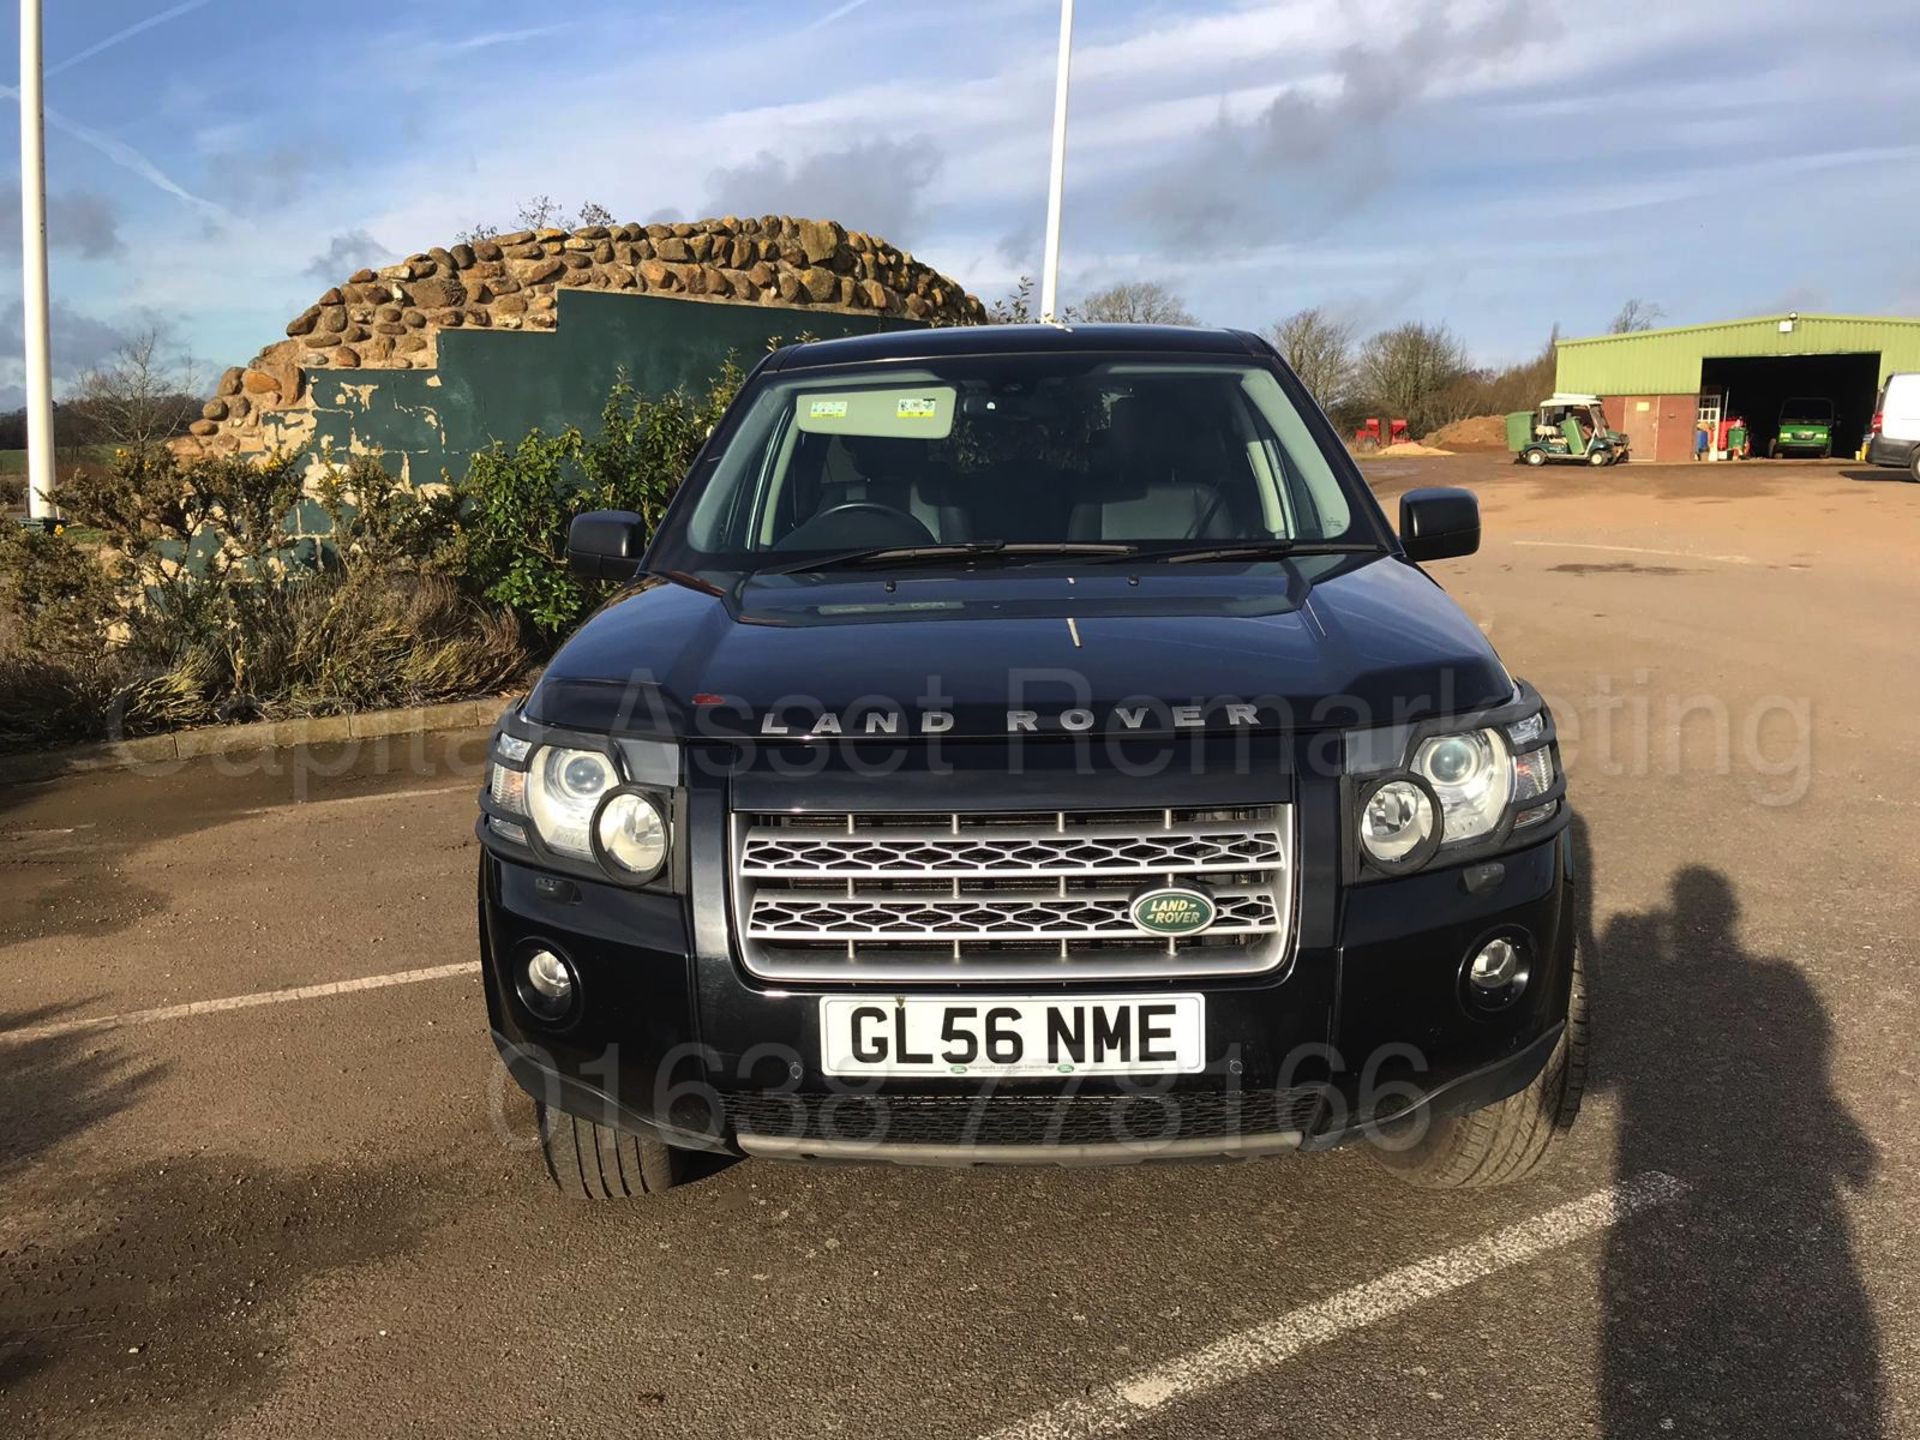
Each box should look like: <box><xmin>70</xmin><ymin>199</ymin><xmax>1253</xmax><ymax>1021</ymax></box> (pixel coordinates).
<box><xmin>184</xmin><ymin>215</ymin><xmax>984</xmax><ymax>457</ymax></box>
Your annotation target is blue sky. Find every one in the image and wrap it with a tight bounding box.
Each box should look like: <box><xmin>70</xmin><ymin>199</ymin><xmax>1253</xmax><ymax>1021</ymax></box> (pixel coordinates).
<box><xmin>3</xmin><ymin>0</ymin><xmax>1918</xmax><ymax>406</ymax></box>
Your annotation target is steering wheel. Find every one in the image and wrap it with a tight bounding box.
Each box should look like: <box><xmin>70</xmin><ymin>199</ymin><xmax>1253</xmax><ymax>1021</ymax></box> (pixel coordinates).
<box><xmin>777</xmin><ymin>501</ymin><xmax>936</xmax><ymax>552</ymax></box>
<box><xmin>811</xmin><ymin>502</ymin><xmax>926</xmax><ymax>530</ymax></box>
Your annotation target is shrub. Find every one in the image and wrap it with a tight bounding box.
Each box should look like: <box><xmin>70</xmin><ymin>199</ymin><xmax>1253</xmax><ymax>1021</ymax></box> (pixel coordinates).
<box><xmin>0</xmin><ymin>473</ymin><xmax>23</xmax><ymax>509</ymax></box>
<box><xmin>0</xmin><ymin>360</ymin><xmax>744</xmax><ymax>752</ymax></box>
<box><xmin>0</xmin><ymin>520</ymin><xmax>121</xmax><ymax>654</ymax></box>
<box><xmin>312</xmin><ymin>452</ymin><xmax>462</xmax><ymax>574</ymax></box>
<box><xmin>0</xmin><ymin>522</ymin><xmax>132</xmax><ymax>747</ymax></box>
<box><xmin>456</xmin><ymin>366</ymin><xmax>739</xmax><ymax>638</ymax></box>
<box><xmin>120</xmin><ymin>567</ymin><xmax>525</xmax><ymax>726</ymax></box>
<box><xmin>0</xmin><ymin>652</ymin><xmax>118</xmax><ymax>749</ymax></box>
<box><xmin>0</xmin><ymin>445</ymin><xmax>526</xmax><ymax>750</ymax></box>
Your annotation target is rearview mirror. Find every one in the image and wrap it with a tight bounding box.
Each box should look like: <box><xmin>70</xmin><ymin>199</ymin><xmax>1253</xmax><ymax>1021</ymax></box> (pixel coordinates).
<box><xmin>1399</xmin><ymin>487</ymin><xmax>1480</xmax><ymax>562</ymax></box>
<box><xmin>567</xmin><ymin>510</ymin><xmax>648</xmax><ymax>582</ymax></box>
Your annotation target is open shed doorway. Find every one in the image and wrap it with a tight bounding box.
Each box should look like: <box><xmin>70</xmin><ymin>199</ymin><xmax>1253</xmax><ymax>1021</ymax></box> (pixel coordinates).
<box><xmin>1700</xmin><ymin>352</ymin><xmax>1881</xmax><ymax>458</ymax></box>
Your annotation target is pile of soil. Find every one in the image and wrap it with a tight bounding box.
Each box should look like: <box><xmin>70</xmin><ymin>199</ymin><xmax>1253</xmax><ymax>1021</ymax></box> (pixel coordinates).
<box><xmin>1425</xmin><ymin>414</ymin><xmax>1511</xmax><ymax>452</ymax></box>
<box><xmin>1375</xmin><ymin>441</ymin><xmax>1454</xmax><ymax>457</ymax></box>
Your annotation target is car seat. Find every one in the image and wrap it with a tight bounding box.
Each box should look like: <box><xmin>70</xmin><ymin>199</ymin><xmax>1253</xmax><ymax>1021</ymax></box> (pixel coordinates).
<box><xmin>1068</xmin><ymin>394</ymin><xmax>1247</xmax><ymax>542</ymax></box>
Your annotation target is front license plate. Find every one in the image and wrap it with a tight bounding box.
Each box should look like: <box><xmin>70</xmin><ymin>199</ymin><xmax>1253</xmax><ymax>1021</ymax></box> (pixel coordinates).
<box><xmin>818</xmin><ymin>995</ymin><xmax>1205</xmax><ymax>1078</ymax></box>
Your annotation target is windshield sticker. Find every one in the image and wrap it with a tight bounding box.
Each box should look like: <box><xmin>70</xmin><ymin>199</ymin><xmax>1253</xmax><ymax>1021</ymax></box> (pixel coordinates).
<box><xmin>795</xmin><ymin>386</ymin><xmax>955</xmax><ymax>439</ymax></box>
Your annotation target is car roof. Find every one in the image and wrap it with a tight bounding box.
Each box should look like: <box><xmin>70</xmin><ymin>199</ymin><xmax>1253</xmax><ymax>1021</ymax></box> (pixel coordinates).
<box><xmin>771</xmin><ymin>323</ymin><xmax>1265</xmax><ymax>371</ymax></box>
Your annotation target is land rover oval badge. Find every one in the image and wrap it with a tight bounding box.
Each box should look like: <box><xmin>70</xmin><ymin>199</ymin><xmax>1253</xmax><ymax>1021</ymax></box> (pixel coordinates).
<box><xmin>1130</xmin><ymin>884</ymin><xmax>1216</xmax><ymax>937</ymax></box>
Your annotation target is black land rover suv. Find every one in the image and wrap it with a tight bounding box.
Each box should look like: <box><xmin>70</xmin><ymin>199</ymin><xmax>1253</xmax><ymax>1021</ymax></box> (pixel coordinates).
<box><xmin>477</xmin><ymin>324</ymin><xmax>1584</xmax><ymax>1197</ymax></box>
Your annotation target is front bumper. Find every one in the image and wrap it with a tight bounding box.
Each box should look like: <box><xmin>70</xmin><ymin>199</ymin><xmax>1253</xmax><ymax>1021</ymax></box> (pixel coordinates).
<box><xmin>493</xmin><ymin>1018</ymin><xmax>1564</xmax><ymax>1166</ymax></box>
<box><xmin>480</xmin><ymin>811</ymin><xmax>1578</xmax><ymax>1165</ymax></box>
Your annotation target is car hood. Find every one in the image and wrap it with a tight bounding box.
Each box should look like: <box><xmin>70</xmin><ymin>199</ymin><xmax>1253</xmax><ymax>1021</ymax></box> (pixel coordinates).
<box><xmin>524</xmin><ymin>554</ymin><xmax>1512</xmax><ymax>739</ymax></box>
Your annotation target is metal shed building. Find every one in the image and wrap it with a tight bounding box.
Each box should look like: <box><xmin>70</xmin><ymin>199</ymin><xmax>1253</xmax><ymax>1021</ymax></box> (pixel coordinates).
<box><xmin>1555</xmin><ymin>314</ymin><xmax>1920</xmax><ymax>462</ymax></box>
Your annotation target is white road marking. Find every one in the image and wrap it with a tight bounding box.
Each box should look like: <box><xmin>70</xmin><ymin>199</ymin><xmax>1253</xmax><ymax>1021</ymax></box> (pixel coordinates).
<box><xmin>239</xmin><ymin>780</ymin><xmax>475</xmax><ymax>817</ymax></box>
<box><xmin>0</xmin><ymin>962</ymin><xmax>480</xmax><ymax>1045</ymax></box>
<box><xmin>0</xmin><ymin>824</ymin><xmax>91</xmax><ymax>841</ymax></box>
<box><xmin>1512</xmin><ymin>540</ymin><xmax>1758</xmax><ymax>566</ymax></box>
<box><xmin>982</xmin><ymin>1171</ymin><xmax>1690</xmax><ymax>1440</ymax></box>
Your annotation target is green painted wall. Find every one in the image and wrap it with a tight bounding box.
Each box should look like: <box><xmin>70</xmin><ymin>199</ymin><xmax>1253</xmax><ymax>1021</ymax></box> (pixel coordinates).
<box><xmin>285</xmin><ymin>290</ymin><xmax>921</xmax><ymax>487</ymax></box>
<box><xmin>1557</xmin><ymin>314</ymin><xmax>1920</xmax><ymax>395</ymax></box>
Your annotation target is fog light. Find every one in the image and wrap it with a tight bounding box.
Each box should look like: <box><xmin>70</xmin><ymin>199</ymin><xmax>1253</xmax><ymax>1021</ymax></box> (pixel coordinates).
<box><xmin>519</xmin><ymin>948</ymin><xmax>576</xmax><ymax>1021</ymax></box>
<box><xmin>1469</xmin><ymin>937</ymin><xmax>1521</xmax><ymax>992</ymax></box>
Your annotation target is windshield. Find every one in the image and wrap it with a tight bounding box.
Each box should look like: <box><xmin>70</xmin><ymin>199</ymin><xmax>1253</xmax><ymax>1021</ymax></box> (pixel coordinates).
<box><xmin>1782</xmin><ymin>397</ymin><xmax>1833</xmax><ymax>422</ymax></box>
<box><xmin>652</xmin><ymin>355</ymin><xmax>1373</xmax><ymax>572</ymax></box>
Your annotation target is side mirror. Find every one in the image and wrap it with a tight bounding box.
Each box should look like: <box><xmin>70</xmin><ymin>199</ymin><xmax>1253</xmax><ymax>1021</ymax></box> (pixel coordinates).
<box><xmin>567</xmin><ymin>510</ymin><xmax>648</xmax><ymax>582</ymax></box>
<box><xmin>1399</xmin><ymin>487</ymin><xmax>1480</xmax><ymax>562</ymax></box>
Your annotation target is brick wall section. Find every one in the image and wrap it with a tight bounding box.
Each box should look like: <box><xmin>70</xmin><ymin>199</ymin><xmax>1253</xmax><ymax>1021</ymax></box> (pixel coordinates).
<box><xmin>1604</xmin><ymin>393</ymin><xmax>1700</xmax><ymax>462</ymax></box>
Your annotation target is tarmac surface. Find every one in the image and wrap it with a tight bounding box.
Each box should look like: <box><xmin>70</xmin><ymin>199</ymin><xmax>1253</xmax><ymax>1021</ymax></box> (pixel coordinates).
<box><xmin>2</xmin><ymin>455</ymin><xmax>1916</xmax><ymax>1438</ymax></box>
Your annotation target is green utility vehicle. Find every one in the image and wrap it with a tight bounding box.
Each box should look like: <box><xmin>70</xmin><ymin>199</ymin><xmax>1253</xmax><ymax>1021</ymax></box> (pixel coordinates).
<box><xmin>1505</xmin><ymin>394</ymin><xmax>1629</xmax><ymax>467</ymax></box>
<box><xmin>1771</xmin><ymin>398</ymin><xmax>1833</xmax><ymax>458</ymax></box>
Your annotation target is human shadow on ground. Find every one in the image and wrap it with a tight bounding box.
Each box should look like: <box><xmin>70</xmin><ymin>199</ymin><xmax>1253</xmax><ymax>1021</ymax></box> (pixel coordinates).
<box><xmin>1581</xmin><ymin>816</ymin><xmax>1886</xmax><ymax>1437</ymax></box>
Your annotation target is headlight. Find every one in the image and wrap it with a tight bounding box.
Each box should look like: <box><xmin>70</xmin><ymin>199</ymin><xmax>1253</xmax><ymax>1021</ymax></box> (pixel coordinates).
<box><xmin>1413</xmin><ymin>728</ymin><xmax>1512</xmax><ymax>843</ymax></box>
<box><xmin>526</xmin><ymin>746</ymin><xmax>618</xmax><ymax>859</ymax></box>
<box><xmin>594</xmin><ymin>790</ymin><xmax>669</xmax><ymax>880</ymax></box>
<box><xmin>1359</xmin><ymin>778</ymin><xmax>1436</xmax><ymax>864</ymax></box>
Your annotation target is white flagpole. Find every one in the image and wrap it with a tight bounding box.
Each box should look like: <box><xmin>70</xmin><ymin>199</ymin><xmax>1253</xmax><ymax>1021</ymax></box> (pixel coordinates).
<box><xmin>1037</xmin><ymin>0</ymin><xmax>1074</xmax><ymax>324</ymax></box>
<box><xmin>19</xmin><ymin>0</ymin><xmax>56</xmax><ymax>524</ymax></box>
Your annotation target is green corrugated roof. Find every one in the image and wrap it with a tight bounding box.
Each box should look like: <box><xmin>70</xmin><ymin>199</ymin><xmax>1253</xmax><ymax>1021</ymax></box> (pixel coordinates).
<box><xmin>1556</xmin><ymin>314</ymin><xmax>1920</xmax><ymax>395</ymax></box>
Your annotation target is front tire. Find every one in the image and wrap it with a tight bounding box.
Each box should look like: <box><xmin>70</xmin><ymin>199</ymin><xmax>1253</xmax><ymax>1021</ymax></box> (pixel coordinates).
<box><xmin>1909</xmin><ymin>448</ymin><xmax>1920</xmax><ymax>483</ymax></box>
<box><xmin>538</xmin><ymin>1103</ymin><xmax>682</xmax><ymax>1199</ymax></box>
<box><xmin>1524</xmin><ymin>448</ymin><xmax>1547</xmax><ymax>467</ymax></box>
<box><xmin>1371</xmin><ymin>939</ymin><xmax>1589</xmax><ymax>1189</ymax></box>
<box><xmin>1587</xmin><ymin>448</ymin><xmax>1611</xmax><ymax>467</ymax></box>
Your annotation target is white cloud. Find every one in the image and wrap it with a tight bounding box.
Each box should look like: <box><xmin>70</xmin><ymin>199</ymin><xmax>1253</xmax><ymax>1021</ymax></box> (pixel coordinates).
<box><xmin>26</xmin><ymin>0</ymin><xmax>1920</xmax><ymax>377</ymax></box>
<box><xmin>705</xmin><ymin>139</ymin><xmax>943</xmax><ymax>244</ymax></box>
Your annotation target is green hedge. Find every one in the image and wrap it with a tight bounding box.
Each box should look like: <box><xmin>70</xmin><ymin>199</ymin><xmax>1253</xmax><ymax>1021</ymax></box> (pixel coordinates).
<box><xmin>0</xmin><ymin>369</ymin><xmax>735</xmax><ymax>751</ymax></box>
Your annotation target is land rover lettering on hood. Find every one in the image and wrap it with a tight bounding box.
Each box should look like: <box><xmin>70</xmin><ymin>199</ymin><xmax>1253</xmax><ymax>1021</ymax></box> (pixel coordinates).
<box><xmin>476</xmin><ymin>323</ymin><xmax>1582</xmax><ymax>1198</ymax></box>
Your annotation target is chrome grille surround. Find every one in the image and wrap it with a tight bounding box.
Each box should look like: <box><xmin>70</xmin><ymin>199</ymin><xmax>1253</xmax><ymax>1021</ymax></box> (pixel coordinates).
<box><xmin>731</xmin><ymin>806</ymin><xmax>1295</xmax><ymax>983</ymax></box>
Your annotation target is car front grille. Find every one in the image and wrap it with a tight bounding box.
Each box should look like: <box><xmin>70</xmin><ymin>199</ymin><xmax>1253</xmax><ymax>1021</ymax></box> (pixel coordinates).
<box><xmin>724</xmin><ymin>1087</ymin><xmax>1326</xmax><ymax>1149</ymax></box>
<box><xmin>730</xmin><ymin>806</ymin><xmax>1294</xmax><ymax>982</ymax></box>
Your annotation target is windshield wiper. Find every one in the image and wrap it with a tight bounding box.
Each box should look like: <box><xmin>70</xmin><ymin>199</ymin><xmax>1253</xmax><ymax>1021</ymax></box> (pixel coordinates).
<box><xmin>1099</xmin><ymin>539</ymin><xmax>1380</xmax><ymax>565</ymax></box>
<box><xmin>766</xmin><ymin>541</ymin><xmax>1137</xmax><ymax>575</ymax></box>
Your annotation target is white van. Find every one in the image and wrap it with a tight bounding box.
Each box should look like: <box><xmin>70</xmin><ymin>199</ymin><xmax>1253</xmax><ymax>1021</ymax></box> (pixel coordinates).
<box><xmin>1866</xmin><ymin>373</ymin><xmax>1920</xmax><ymax>480</ymax></box>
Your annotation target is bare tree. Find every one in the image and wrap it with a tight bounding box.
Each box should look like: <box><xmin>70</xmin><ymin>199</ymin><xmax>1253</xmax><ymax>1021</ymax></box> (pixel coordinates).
<box><xmin>515</xmin><ymin>194</ymin><xmax>572</xmax><ymax>231</ymax></box>
<box><xmin>1270</xmin><ymin>307</ymin><xmax>1355</xmax><ymax>410</ymax></box>
<box><xmin>1074</xmin><ymin>280</ymin><xmax>1198</xmax><ymax>326</ymax></box>
<box><xmin>73</xmin><ymin>324</ymin><xmax>203</xmax><ymax>449</ymax></box>
<box><xmin>1608</xmin><ymin>298</ymin><xmax>1665</xmax><ymax>334</ymax></box>
<box><xmin>462</xmin><ymin>197</ymin><xmax>617</xmax><ymax>243</ymax></box>
<box><xmin>1354</xmin><ymin>322</ymin><xmax>1472</xmax><ymax>436</ymax></box>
